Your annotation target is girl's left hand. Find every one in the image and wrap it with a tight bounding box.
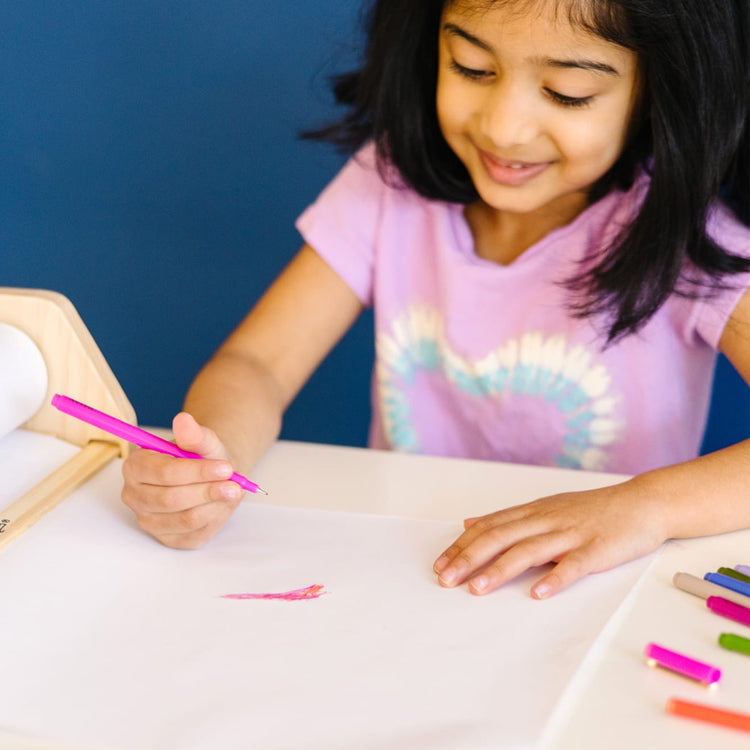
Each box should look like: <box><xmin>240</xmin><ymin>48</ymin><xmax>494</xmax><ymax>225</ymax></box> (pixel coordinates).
<box><xmin>433</xmin><ymin>479</ymin><xmax>667</xmax><ymax>599</ymax></box>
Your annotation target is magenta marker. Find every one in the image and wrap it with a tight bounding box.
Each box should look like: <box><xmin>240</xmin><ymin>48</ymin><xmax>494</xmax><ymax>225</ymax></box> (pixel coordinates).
<box><xmin>51</xmin><ymin>394</ymin><xmax>267</xmax><ymax>495</ymax></box>
<box><xmin>707</xmin><ymin>596</ymin><xmax>750</xmax><ymax>628</ymax></box>
<box><xmin>644</xmin><ymin>643</ymin><xmax>721</xmax><ymax>687</ymax></box>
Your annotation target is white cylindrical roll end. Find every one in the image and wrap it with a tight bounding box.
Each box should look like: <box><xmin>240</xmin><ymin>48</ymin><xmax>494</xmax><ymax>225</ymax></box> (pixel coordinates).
<box><xmin>0</xmin><ymin>322</ymin><xmax>49</xmax><ymax>439</ymax></box>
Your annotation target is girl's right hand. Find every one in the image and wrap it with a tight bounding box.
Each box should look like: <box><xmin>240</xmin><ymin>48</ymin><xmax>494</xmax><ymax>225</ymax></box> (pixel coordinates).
<box><xmin>120</xmin><ymin>412</ymin><xmax>245</xmax><ymax>549</ymax></box>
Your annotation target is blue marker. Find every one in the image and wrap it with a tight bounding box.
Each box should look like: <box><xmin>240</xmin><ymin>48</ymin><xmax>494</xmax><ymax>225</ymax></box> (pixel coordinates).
<box><xmin>705</xmin><ymin>572</ymin><xmax>750</xmax><ymax>599</ymax></box>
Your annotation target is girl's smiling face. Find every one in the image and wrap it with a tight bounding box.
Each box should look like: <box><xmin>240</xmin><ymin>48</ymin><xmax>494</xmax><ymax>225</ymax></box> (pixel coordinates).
<box><xmin>437</xmin><ymin>0</ymin><xmax>641</xmax><ymax>223</ymax></box>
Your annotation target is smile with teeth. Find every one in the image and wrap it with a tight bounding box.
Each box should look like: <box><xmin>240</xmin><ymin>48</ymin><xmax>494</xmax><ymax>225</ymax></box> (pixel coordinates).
<box><xmin>479</xmin><ymin>149</ymin><xmax>552</xmax><ymax>186</ymax></box>
<box><xmin>485</xmin><ymin>152</ymin><xmax>542</xmax><ymax>168</ymax></box>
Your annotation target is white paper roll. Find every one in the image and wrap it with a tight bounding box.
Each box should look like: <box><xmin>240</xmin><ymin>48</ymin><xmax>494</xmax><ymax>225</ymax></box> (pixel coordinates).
<box><xmin>0</xmin><ymin>322</ymin><xmax>48</xmax><ymax>440</ymax></box>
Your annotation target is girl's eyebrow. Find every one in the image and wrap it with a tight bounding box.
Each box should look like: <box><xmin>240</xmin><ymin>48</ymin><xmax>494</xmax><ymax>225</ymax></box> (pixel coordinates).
<box><xmin>537</xmin><ymin>57</ymin><xmax>620</xmax><ymax>76</ymax></box>
<box><xmin>443</xmin><ymin>22</ymin><xmax>493</xmax><ymax>52</ymax></box>
<box><xmin>442</xmin><ymin>22</ymin><xmax>621</xmax><ymax>77</ymax></box>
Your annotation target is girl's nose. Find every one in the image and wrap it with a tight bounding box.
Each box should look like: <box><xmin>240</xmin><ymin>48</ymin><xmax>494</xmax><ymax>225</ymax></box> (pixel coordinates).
<box><xmin>479</xmin><ymin>80</ymin><xmax>538</xmax><ymax>149</ymax></box>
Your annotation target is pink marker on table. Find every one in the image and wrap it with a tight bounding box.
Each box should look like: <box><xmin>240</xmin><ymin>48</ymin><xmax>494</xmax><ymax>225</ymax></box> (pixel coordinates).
<box><xmin>707</xmin><ymin>596</ymin><xmax>750</xmax><ymax>628</ymax></box>
<box><xmin>51</xmin><ymin>394</ymin><xmax>267</xmax><ymax>495</ymax></box>
<box><xmin>644</xmin><ymin>643</ymin><xmax>721</xmax><ymax>687</ymax></box>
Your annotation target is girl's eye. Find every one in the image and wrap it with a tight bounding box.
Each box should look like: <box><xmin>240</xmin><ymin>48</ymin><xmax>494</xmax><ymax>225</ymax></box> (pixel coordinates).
<box><xmin>449</xmin><ymin>60</ymin><xmax>492</xmax><ymax>81</ymax></box>
<box><xmin>545</xmin><ymin>88</ymin><xmax>594</xmax><ymax>108</ymax></box>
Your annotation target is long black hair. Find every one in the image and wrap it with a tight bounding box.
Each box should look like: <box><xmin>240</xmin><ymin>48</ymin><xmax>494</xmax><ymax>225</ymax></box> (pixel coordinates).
<box><xmin>306</xmin><ymin>0</ymin><xmax>750</xmax><ymax>341</ymax></box>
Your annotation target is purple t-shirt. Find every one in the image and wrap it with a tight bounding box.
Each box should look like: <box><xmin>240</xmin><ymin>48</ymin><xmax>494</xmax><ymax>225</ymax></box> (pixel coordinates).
<box><xmin>296</xmin><ymin>144</ymin><xmax>750</xmax><ymax>474</ymax></box>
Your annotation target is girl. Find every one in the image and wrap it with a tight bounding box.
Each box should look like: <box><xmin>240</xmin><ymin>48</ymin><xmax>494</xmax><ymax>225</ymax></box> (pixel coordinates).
<box><xmin>122</xmin><ymin>0</ymin><xmax>750</xmax><ymax>599</ymax></box>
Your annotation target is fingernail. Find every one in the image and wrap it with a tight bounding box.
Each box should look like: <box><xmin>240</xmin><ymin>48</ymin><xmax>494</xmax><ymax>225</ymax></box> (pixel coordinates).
<box><xmin>533</xmin><ymin>583</ymin><xmax>551</xmax><ymax>599</ymax></box>
<box><xmin>439</xmin><ymin>568</ymin><xmax>457</xmax><ymax>586</ymax></box>
<box><xmin>470</xmin><ymin>575</ymin><xmax>488</xmax><ymax>594</ymax></box>
<box><xmin>221</xmin><ymin>484</ymin><xmax>241</xmax><ymax>501</ymax></box>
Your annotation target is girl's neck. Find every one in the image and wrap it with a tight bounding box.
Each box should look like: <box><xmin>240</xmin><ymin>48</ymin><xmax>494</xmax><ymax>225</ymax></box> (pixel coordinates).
<box><xmin>465</xmin><ymin>193</ymin><xmax>590</xmax><ymax>266</ymax></box>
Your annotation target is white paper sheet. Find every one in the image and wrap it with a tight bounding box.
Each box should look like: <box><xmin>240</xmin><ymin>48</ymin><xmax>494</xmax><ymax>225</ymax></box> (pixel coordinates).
<box><xmin>0</xmin><ymin>444</ymin><xmax>655</xmax><ymax>750</ymax></box>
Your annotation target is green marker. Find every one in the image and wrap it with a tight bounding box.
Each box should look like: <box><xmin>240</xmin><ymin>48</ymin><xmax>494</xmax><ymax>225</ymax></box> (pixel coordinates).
<box><xmin>718</xmin><ymin>632</ymin><xmax>750</xmax><ymax>656</ymax></box>
<box><xmin>717</xmin><ymin>567</ymin><xmax>750</xmax><ymax>585</ymax></box>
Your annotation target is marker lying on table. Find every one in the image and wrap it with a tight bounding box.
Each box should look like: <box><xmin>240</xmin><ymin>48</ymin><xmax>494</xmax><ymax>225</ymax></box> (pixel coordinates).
<box><xmin>644</xmin><ymin>643</ymin><xmax>721</xmax><ymax>687</ymax></box>
<box><xmin>718</xmin><ymin>632</ymin><xmax>750</xmax><ymax>657</ymax></box>
<box><xmin>51</xmin><ymin>394</ymin><xmax>267</xmax><ymax>495</ymax></box>
<box><xmin>672</xmin><ymin>572</ymin><xmax>750</xmax><ymax>607</ymax></box>
<box><xmin>667</xmin><ymin>698</ymin><xmax>750</xmax><ymax>734</ymax></box>
<box><xmin>707</xmin><ymin>596</ymin><xmax>750</xmax><ymax>628</ymax></box>
<box><xmin>717</xmin><ymin>566</ymin><xmax>750</xmax><ymax>585</ymax></box>
<box><xmin>704</xmin><ymin>571</ymin><xmax>750</xmax><ymax>598</ymax></box>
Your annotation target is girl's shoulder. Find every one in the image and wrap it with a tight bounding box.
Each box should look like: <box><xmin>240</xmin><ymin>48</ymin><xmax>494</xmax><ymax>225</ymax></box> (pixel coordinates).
<box><xmin>677</xmin><ymin>202</ymin><xmax>750</xmax><ymax>349</ymax></box>
<box><xmin>707</xmin><ymin>202</ymin><xmax>750</xmax><ymax>257</ymax></box>
<box><xmin>296</xmin><ymin>142</ymin><xmax>440</xmax><ymax>306</ymax></box>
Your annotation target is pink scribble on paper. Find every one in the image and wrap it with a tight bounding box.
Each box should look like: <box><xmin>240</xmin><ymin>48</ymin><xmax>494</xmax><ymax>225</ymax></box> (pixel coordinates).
<box><xmin>221</xmin><ymin>584</ymin><xmax>327</xmax><ymax>601</ymax></box>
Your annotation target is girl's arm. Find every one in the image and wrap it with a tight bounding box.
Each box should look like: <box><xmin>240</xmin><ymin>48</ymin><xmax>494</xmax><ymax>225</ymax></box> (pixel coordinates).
<box><xmin>434</xmin><ymin>288</ymin><xmax>750</xmax><ymax>599</ymax></box>
<box><xmin>121</xmin><ymin>244</ymin><xmax>363</xmax><ymax>548</ymax></box>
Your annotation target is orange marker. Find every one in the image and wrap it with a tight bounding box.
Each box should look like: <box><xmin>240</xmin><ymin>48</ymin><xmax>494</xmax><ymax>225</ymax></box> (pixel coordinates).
<box><xmin>667</xmin><ymin>698</ymin><xmax>750</xmax><ymax>733</ymax></box>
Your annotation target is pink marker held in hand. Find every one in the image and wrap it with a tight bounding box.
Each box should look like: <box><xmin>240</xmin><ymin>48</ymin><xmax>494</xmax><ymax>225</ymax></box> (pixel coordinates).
<box><xmin>51</xmin><ymin>394</ymin><xmax>267</xmax><ymax>495</ymax></box>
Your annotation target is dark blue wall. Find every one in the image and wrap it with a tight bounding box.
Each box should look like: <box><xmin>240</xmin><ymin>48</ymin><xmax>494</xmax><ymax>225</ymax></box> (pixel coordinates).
<box><xmin>0</xmin><ymin>2</ymin><xmax>746</xmax><ymax>454</ymax></box>
<box><xmin>1</xmin><ymin>1</ymin><xmax>373</xmax><ymax>446</ymax></box>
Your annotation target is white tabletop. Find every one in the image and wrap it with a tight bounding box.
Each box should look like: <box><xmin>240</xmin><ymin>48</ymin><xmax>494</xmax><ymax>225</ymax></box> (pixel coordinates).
<box><xmin>251</xmin><ymin>438</ymin><xmax>631</xmax><ymax>520</ymax></box>
<box><xmin>1</xmin><ymin>435</ymin><xmax>748</xmax><ymax>749</ymax></box>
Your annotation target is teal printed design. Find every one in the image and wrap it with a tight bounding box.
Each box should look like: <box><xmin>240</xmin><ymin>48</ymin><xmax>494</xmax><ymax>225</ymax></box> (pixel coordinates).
<box><xmin>376</xmin><ymin>306</ymin><xmax>622</xmax><ymax>470</ymax></box>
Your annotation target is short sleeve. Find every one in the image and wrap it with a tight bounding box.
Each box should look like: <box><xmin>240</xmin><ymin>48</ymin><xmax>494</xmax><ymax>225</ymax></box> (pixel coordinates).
<box><xmin>691</xmin><ymin>205</ymin><xmax>750</xmax><ymax>348</ymax></box>
<box><xmin>295</xmin><ymin>143</ymin><xmax>385</xmax><ymax>306</ymax></box>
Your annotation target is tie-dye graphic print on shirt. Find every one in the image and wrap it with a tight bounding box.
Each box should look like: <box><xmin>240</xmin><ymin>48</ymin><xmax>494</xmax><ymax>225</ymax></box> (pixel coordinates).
<box><xmin>376</xmin><ymin>306</ymin><xmax>623</xmax><ymax>471</ymax></box>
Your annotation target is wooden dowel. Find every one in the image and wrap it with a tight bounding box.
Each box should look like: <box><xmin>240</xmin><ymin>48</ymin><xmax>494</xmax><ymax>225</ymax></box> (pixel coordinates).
<box><xmin>0</xmin><ymin>440</ymin><xmax>120</xmax><ymax>550</ymax></box>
